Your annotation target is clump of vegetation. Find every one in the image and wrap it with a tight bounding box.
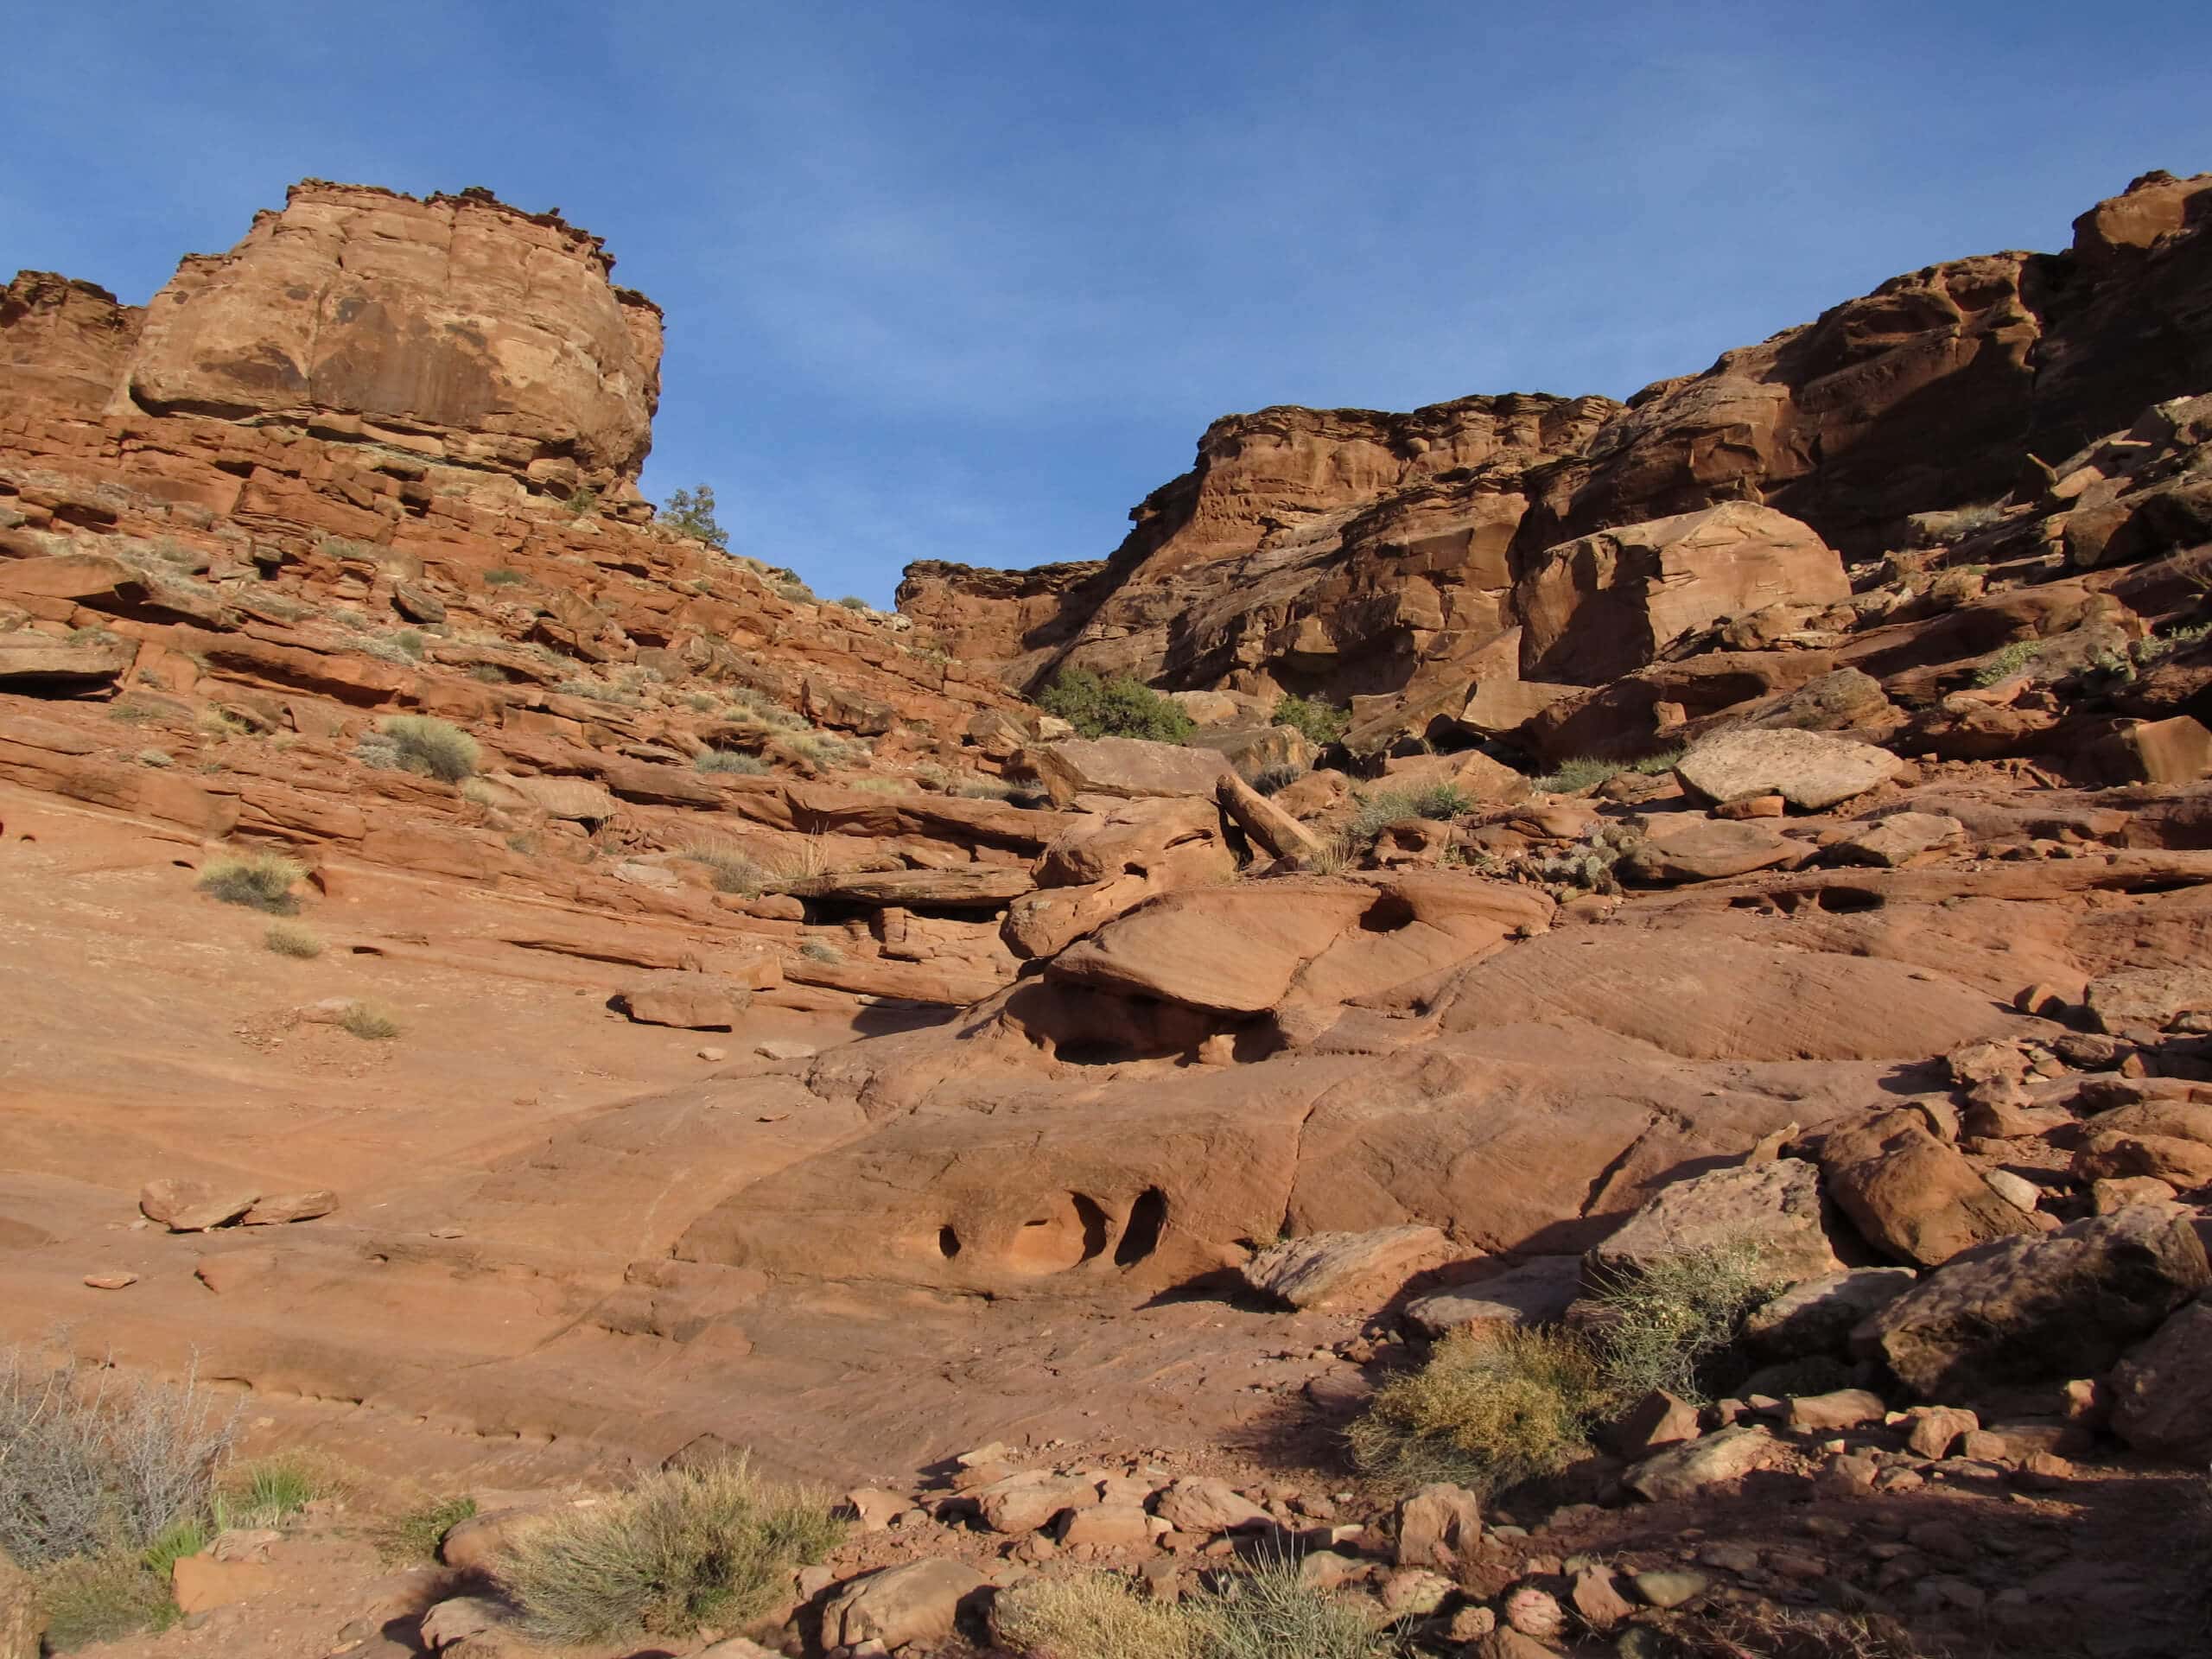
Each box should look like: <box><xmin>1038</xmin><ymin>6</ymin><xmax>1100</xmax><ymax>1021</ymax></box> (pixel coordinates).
<box><xmin>684</xmin><ymin>842</ymin><xmax>766</xmax><ymax>898</ymax></box>
<box><xmin>1345</xmin><ymin>783</ymin><xmax>1472</xmax><ymax>846</ymax></box>
<box><xmin>497</xmin><ymin>1454</ymin><xmax>841</xmax><ymax>1645</ymax></box>
<box><xmin>1349</xmin><ymin>1325</ymin><xmax>1605</xmax><ymax>1495</ymax></box>
<box><xmin>998</xmin><ymin>1553</ymin><xmax>1393</xmax><ymax>1659</ymax></box>
<box><xmin>1591</xmin><ymin>1239</ymin><xmax>1784</xmax><ymax>1403</ymax></box>
<box><xmin>1533</xmin><ymin>747</ymin><xmax>1683</xmax><ymax>794</ymax></box>
<box><xmin>483</xmin><ymin>567</ymin><xmax>527</xmax><ymax>587</ymax></box>
<box><xmin>213</xmin><ymin>1452</ymin><xmax>343</xmax><ymax>1530</ymax></box>
<box><xmin>553</xmin><ymin>678</ymin><xmax>642</xmax><ymax>706</ymax></box>
<box><xmin>769</xmin><ymin>576</ymin><xmax>817</xmax><ymax>604</ymax></box>
<box><xmin>372</xmin><ymin>1493</ymin><xmax>477</xmax><ymax>1564</ymax></box>
<box><xmin>264</xmin><ymin>921</ymin><xmax>324</xmax><ymax>958</ymax></box>
<box><xmin>723</xmin><ymin>688</ymin><xmax>810</xmax><ymax>732</ymax></box>
<box><xmin>1249</xmin><ymin>761</ymin><xmax>1308</xmax><ymax>797</ymax></box>
<box><xmin>1522</xmin><ymin>820</ymin><xmax>1645</xmax><ymax>894</ymax></box>
<box><xmin>563</xmin><ymin>485</ymin><xmax>599</xmax><ymax>517</ymax></box>
<box><xmin>1655</xmin><ymin>1605</ymin><xmax>1942</xmax><ymax>1659</ymax></box>
<box><xmin>1973</xmin><ymin>638</ymin><xmax>2045</xmax><ymax>687</ymax></box>
<box><xmin>781</xmin><ymin>728</ymin><xmax>869</xmax><ymax>770</ymax></box>
<box><xmin>1272</xmin><ymin>692</ymin><xmax>1349</xmax><ymax>747</ymax></box>
<box><xmin>137</xmin><ymin>748</ymin><xmax>174</xmax><ymax>769</ymax></box>
<box><xmin>798</xmin><ymin>940</ymin><xmax>843</xmax><ymax>964</ymax></box>
<box><xmin>374</xmin><ymin>715</ymin><xmax>480</xmax><ymax>783</ymax></box>
<box><xmin>658</xmin><ymin>484</ymin><xmax>729</xmax><ymax>553</ymax></box>
<box><xmin>696</xmin><ymin>750</ymin><xmax>770</xmax><ymax>775</ymax></box>
<box><xmin>835</xmin><ymin>594</ymin><xmax>871</xmax><ymax>611</ymax></box>
<box><xmin>1039</xmin><ymin>668</ymin><xmax>1195</xmax><ymax>744</ymax></box>
<box><xmin>3</xmin><ymin>1347</ymin><xmax>241</xmax><ymax>1647</ymax></box>
<box><xmin>338</xmin><ymin>1002</ymin><xmax>400</xmax><ymax>1041</ymax></box>
<box><xmin>197</xmin><ymin>851</ymin><xmax>306</xmax><ymax>914</ymax></box>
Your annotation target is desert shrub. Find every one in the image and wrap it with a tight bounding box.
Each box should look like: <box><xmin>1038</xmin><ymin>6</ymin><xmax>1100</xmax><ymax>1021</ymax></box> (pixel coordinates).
<box><xmin>372</xmin><ymin>1494</ymin><xmax>477</xmax><ymax>1564</ymax></box>
<box><xmin>724</xmin><ymin>688</ymin><xmax>810</xmax><ymax>731</ymax></box>
<box><xmin>137</xmin><ymin>748</ymin><xmax>174</xmax><ymax>768</ymax></box>
<box><xmin>1304</xmin><ymin>836</ymin><xmax>1352</xmax><ymax>876</ymax></box>
<box><xmin>685</xmin><ymin>843</ymin><xmax>766</xmax><ymax>897</ymax></box>
<box><xmin>781</xmin><ymin>728</ymin><xmax>868</xmax><ymax>769</ymax></box>
<box><xmin>264</xmin><ymin>922</ymin><xmax>323</xmax><ymax>958</ymax></box>
<box><xmin>995</xmin><ymin>1567</ymin><xmax>1200</xmax><ymax>1659</ymax></box>
<box><xmin>1</xmin><ymin>1346</ymin><xmax>239</xmax><ymax>1570</ymax></box>
<box><xmin>338</xmin><ymin>1003</ymin><xmax>399</xmax><ymax>1041</ymax></box>
<box><xmin>998</xmin><ymin>1555</ymin><xmax>1391</xmax><ymax>1659</ymax></box>
<box><xmin>1249</xmin><ymin>761</ymin><xmax>1307</xmax><ymax>797</ymax></box>
<box><xmin>696</xmin><ymin>749</ymin><xmax>769</xmax><ymax>775</ymax></box>
<box><xmin>1973</xmin><ymin>638</ymin><xmax>2044</xmax><ymax>686</ymax></box>
<box><xmin>798</xmin><ymin>940</ymin><xmax>843</xmax><ymax>964</ymax></box>
<box><xmin>498</xmin><ymin>1454</ymin><xmax>840</xmax><ymax>1644</ymax></box>
<box><xmin>564</xmin><ymin>486</ymin><xmax>599</xmax><ymax>517</ymax></box>
<box><xmin>1346</xmin><ymin>784</ymin><xmax>1471</xmax><ymax>846</ymax></box>
<box><xmin>1349</xmin><ymin>1325</ymin><xmax>1603</xmax><ymax>1496</ymax></box>
<box><xmin>107</xmin><ymin>701</ymin><xmax>159</xmax><ymax>724</ymax></box>
<box><xmin>196</xmin><ymin>851</ymin><xmax>305</xmax><ymax>915</ymax></box>
<box><xmin>35</xmin><ymin>1545</ymin><xmax>180</xmax><ymax>1649</ymax></box>
<box><xmin>1272</xmin><ymin>693</ymin><xmax>1349</xmax><ymax>747</ymax></box>
<box><xmin>659</xmin><ymin>485</ymin><xmax>729</xmax><ymax>552</ymax></box>
<box><xmin>195</xmin><ymin>705</ymin><xmax>249</xmax><ymax>740</ymax></box>
<box><xmin>1591</xmin><ymin>1239</ymin><xmax>1784</xmax><ymax>1403</ymax></box>
<box><xmin>769</xmin><ymin>576</ymin><xmax>817</xmax><ymax>603</ymax></box>
<box><xmin>1534</xmin><ymin>755</ymin><xmax>1620</xmax><ymax>793</ymax></box>
<box><xmin>361</xmin><ymin>629</ymin><xmax>424</xmax><ymax>664</ymax></box>
<box><xmin>554</xmin><ymin>678</ymin><xmax>641</xmax><ymax>705</ymax></box>
<box><xmin>484</xmin><ymin>567</ymin><xmax>527</xmax><ymax>586</ymax></box>
<box><xmin>378</xmin><ymin>715</ymin><xmax>479</xmax><ymax>783</ymax></box>
<box><xmin>1039</xmin><ymin>668</ymin><xmax>1195</xmax><ymax>744</ymax></box>
<box><xmin>835</xmin><ymin>594</ymin><xmax>871</xmax><ymax>611</ymax></box>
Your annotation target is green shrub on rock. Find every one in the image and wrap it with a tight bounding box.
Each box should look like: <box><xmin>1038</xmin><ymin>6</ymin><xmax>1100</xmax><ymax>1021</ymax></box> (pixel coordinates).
<box><xmin>1038</xmin><ymin>668</ymin><xmax>1194</xmax><ymax>743</ymax></box>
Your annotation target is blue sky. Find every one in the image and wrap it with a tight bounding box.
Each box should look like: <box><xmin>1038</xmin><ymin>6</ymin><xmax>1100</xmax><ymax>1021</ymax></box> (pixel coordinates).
<box><xmin>9</xmin><ymin>3</ymin><xmax>2210</xmax><ymax>604</ymax></box>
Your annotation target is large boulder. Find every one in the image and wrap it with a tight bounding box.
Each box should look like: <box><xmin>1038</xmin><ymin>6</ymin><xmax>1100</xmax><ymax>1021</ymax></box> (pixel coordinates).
<box><xmin>1817</xmin><ymin>1110</ymin><xmax>2037</xmax><ymax>1267</ymax></box>
<box><xmin>1513</xmin><ymin>503</ymin><xmax>1848</xmax><ymax>684</ymax></box>
<box><xmin>1006</xmin><ymin>796</ymin><xmax>1234</xmax><ymax>958</ymax></box>
<box><xmin>1618</xmin><ymin>816</ymin><xmax>1801</xmax><ymax>884</ymax></box>
<box><xmin>118</xmin><ymin>181</ymin><xmax>663</xmax><ymax>489</ymax></box>
<box><xmin>822</xmin><ymin>1559</ymin><xmax>988</xmax><ymax>1650</ymax></box>
<box><xmin>1586</xmin><ymin>1159</ymin><xmax>1840</xmax><ymax>1285</ymax></box>
<box><xmin>614</xmin><ymin>973</ymin><xmax>750</xmax><ymax>1031</ymax></box>
<box><xmin>1859</xmin><ymin>1205</ymin><xmax>2210</xmax><ymax>1399</ymax></box>
<box><xmin>2110</xmin><ymin>1294</ymin><xmax>2212</xmax><ymax>1462</ymax></box>
<box><xmin>1048</xmin><ymin>880</ymin><xmax>1376</xmax><ymax>1014</ymax></box>
<box><xmin>1675</xmin><ymin>728</ymin><xmax>1903</xmax><ymax>811</ymax></box>
<box><xmin>1403</xmin><ymin>1257</ymin><xmax>1584</xmax><ymax>1339</ymax></box>
<box><xmin>1027</xmin><ymin>736</ymin><xmax>1228</xmax><ymax>807</ymax></box>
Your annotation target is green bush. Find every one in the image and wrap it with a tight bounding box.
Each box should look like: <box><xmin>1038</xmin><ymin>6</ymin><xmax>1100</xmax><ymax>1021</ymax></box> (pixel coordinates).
<box><xmin>684</xmin><ymin>843</ymin><xmax>766</xmax><ymax>897</ymax></box>
<box><xmin>1590</xmin><ymin>1240</ymin><xmax>1784</xmax><ymax>1403</ymax></box>
<box><xmin>196</xmin><ymin>852</ymin><xmax>306</xmax><ymax>915</ymax></box>
<box><xmin>835</xmin><ymin>595</ymin><xmax>871</xmax><ymax>611</ymax></box>
<box><xmin>1349</xmin><ymin>1325</ymin><xmax>1604</xmax><ymax>1495</ymax></box>
<box><xmin>1973</xmin><ymin>638</ymin><xmax>2044</xmax><ymax>687</ymax></box>
<box><xmin>1533</xmin><ymin>748</ymin><xmax>1682</xmax><ymax>794</ymax></box>
<box><xmin>214</xmin><ymin>1453</ymin><xmax>338</xmax><ymax>1529</ymax></box>
<box><xmin>1345</xmin><ymin>784</ymin><xmax>1471</xmax><ymax>846</ymax></box>
<box><xmin>659</xmin><ymin>485</ymin><xmax>729</xmax><ymax>553</ymax></box>
<box><xmin>564</xmin><ymin>486</ymin><xmax>599</xmax><ymax>517</ymax></box>
<box><xmin>1039</xmin><ymin>668</ymin><xmax>1195</xmax><ymax>743</ymax></box>
<box><xmin>696</xmin><ymin>750</ymin><xmax>770</xmax><ymax>775</ymax></box>
<box><xmin>1249</xmin><ymin>761</ymin><xmax>1307</xmax><ymax>797</ymax></box>
<box><xmin>498</xmin><ymin>1455</ymin><xmax>841</xmax><ymax>1645</ymax></box>
<box><xmin>1272</xmin><ymin>693</ymin><xmax>1348</xmax><ymax>747</ymax></box>
<box><xmin>377</xmin><ymin>715</ymin><xmax>479</xmax><ymax>783</ymax></box>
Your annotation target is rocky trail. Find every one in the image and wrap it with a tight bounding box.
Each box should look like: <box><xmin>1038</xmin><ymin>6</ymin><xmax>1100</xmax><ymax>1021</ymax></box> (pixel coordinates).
<box><xmin>3</xmin><ymin>171</ymin><xmax>2212</xmax><ymax>1659</ymax></box>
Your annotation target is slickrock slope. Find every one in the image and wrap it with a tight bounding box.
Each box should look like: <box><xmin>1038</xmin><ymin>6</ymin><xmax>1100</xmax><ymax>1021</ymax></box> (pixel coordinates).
<box><xmin>903</xmin><ymin>170</ymin><xmax>2212</xmax><ymax>753</ymax></box>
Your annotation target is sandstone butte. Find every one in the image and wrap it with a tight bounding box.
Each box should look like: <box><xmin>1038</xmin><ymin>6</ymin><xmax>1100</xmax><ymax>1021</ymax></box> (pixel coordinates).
<box><xmin>0</xmin><ymin>170</ymin><xmax>2210</xmax><ymax>1659</ymax></box>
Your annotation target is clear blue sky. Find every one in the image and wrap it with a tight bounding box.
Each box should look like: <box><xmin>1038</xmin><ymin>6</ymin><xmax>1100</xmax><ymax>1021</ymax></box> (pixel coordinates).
<box><xmin>9</xmin><ymin>3</ymin><xmax>2210</xmax><ymax>604</ymax></box>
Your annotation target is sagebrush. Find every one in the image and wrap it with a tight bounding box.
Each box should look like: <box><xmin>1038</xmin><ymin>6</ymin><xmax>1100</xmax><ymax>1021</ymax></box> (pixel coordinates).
<box><xmin>1349</xmin><ymin>1325</ymin><xmax>1603</xmax><ymax>1495</ymax></box>
<box><xmin>376</xmin><ymin>715</ymin><xmax>479</xmax><ymax>782</ymax></box>
<box><xmin>196</xmin><ymin>851</ymin><xmax>304</xmax><ymax>914</ymax></box>
<box><xmin>1591</xmin><ymin>1237</ymin><xmax>1784</xmax><ymax>1402</ymax></box>
<box><xmin>498</xmin><ymin>1455</ymin><xmax>841</xmax><ymax>1644</ymax></box>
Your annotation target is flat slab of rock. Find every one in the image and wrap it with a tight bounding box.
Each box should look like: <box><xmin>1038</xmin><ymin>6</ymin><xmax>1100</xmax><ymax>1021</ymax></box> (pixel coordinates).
<box><xmin>506</xmin><ymin>774</ymin><xmax>621</xmax><ymax>823</ymax></box>
<box><xmin>1859</xmin><ymin>1204</ymin><xmax>2210</xmax><ymax>1399</ymax></box>
<box><xmin>1827</xmin><ymin>811</ymin><xmax>1965</xmax><ymax>868</ymax></box>
<box><xmin>1620</xmin><ymin>816</ymin><xmax>1801</xmax><ymax>883</ymax></box>
<box><xmin>615</xmin><ymin>972</ymin><xmax>751</xmax><ymax>1030</ymax></box>
<box><xmin>0</xmin><ymin>631</ymin><xmax>134</xmax><ymax>686</ymax></box>
<box><xmin>240</xmin><ymin>1190</ymin><xmax>336</xmax><ymax>1225</ymax></box>
<box><xmin>1028</xmin><ymin>736</ymin><xmax>1229</xmax><ymax>806</ymax></box>
<box><xmin>1404</xmin><ymin>1256</ymin><xmax>1585</xmax><ymax>1338</ymax></box>
<box><xmin>1625</xmin><ymin>1425</ymin><xmax>1780</xmax><ymax>1502</ymax></box>
<box><xmin>2084</xmin><ymin>965</ymin><xmax>2212</xmax><ymax>1035</ymax></box>
<box><xmin>784</xmin><ymin>866</ymin><xmax>1036</xmax><ymax>908</ymax></box>
<box><xmin>1154</xmin><ymin>1476</ymin><xmax>1270</xmax><ymax>1535</ymax></box>
<box><xmin>1744</xmin><ymin>1268</ymin><xmax>1916</xmax><ymax>1358</ymax></box>
<box><xmin>1587</xmin><ymin>1158</ymin><xmax>1840</xmax><ymax>1284</ymax></box>
<box><xmin>1675</xmin><ymin>728</ymin><xmax>1903</xmax><ymax>811</ymax></box>
<box><xmin>1239</xmin><ymin>1224</ymin><xmax>1452</xmax><ymax>1311</ymax></box>
<box><xmin>140</xmin><ymin>1179</ymin><xmax>257</xmax><ymax>1232</ymax></box>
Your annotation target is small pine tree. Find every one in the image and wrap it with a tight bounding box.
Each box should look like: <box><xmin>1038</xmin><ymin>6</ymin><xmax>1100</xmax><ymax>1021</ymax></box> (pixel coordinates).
<box><xmin>660</xmin><ymin>485</ymin><xmax>729</xmax><ymax>552</ymax></box>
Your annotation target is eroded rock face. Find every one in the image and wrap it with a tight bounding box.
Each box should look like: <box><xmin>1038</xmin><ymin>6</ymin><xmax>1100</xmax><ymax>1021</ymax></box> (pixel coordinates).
<box><xmin>118</xmin><ymin>181</ymin><xmax>664</xmax><ymax>492</ymax></box>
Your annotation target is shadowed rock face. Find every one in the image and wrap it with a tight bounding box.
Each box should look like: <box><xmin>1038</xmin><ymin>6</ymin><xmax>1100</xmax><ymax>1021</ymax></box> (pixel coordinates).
<box><xmin>115</xmin><ymin>181</ymin><xmax>664</xmax><ymax>491</ymax></box>
<box><xmin>903</xmin><ymin>171</ymin><xmax>2212</xmax><ymax>744</ymax></box>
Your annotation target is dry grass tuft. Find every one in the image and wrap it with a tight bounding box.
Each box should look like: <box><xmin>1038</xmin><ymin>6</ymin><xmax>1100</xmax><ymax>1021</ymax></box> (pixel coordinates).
<box><xmin>1658</xmin><ymin>1604</ymin><xmax>1946</xmax><ymax>1658</ymax></box>
<box><xmin>377</xmin><ymin>715</ymin><xmax>479</xmax><ymax>782</ymax></box>
<box><xmin>1348</xmin><ymin>1325</ymin><xmax>1603</xmax><ymax>1496</ymax></box>
<box><xmin>497</xmin><ymin>1454</ymin><xmax>841</xmax><ymax>1645</ymax></box>
<box><xmin>263</xmin><ymin>921</ymin><xmax>324</xmax><ymax>958</ymax></box>
<box><xmin>196</xmin><ymin>851</ymin><xmax>306</xmax><ymax>914</ymax></box>
<box><xmin>1591</xmin><ymin>1238</ymin><xmax>1785</xmax><ymax>1403</ymax></box>
<box><xmin>338</xmin><ymin>1003</ymin><xmax>399</xmax><ymax>1041</ymax></box>
<box><xmin>997</xmin><ymin>1555</ymin><xmax>1394</xmax><ymax>1659</ymax></box>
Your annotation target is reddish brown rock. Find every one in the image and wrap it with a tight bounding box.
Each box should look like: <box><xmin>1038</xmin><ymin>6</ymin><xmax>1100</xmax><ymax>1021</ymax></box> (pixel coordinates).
<box><xmin>1818</xmin><ymin>1110</ymin><xmax>2038</xmax><ymax>1267</ymax></box>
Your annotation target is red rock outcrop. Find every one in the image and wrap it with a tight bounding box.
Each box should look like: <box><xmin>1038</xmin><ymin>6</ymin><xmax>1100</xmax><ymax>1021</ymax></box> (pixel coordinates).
<box><xmin>905</xmin><ymin>171</ymin><xmax>2212</xmax><ymax>753</ymax></box>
